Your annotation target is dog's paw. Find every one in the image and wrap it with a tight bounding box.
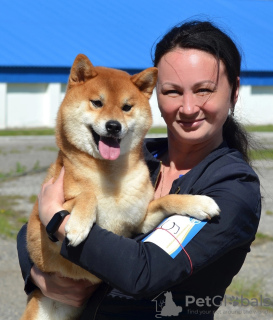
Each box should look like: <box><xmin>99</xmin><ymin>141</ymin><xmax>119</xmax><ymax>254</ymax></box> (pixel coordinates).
<box><xmin>65</xmin><ymin>215</ymin><xmax>95</xmax><ymax>247</ymax></box>
<box><xmin>185</xmin><ymin>195</ymin><xmax>220</xmax><ymax>221</ymax></box>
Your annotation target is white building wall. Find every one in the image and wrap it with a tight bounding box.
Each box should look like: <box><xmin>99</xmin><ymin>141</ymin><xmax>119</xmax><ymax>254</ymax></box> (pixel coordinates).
<box><xmin>6</xmin><ymin>83</ymin><xmax>47</xmax><ymax>128</ymax></box>
<box><xmin>0</xmin><ymin>83</ymin><xmax>7</xmax><ymax>128</ymax></box>
<box><xmin>149</xmin><ymin>89</ymin><xmax>165</xmax><ymax>127</ymax></box>
<box><xmin>43</xmin><ymin>83</ymin><xmax>62</xmax><ymax>127</ymax></box>
<box><xmin>0</xmin><ymin>83</ymin><xmax>68</xmax><ymax>129</ymax></box>
<box><xmin>0</xmin><ymin>83</ymin><xmax>272</xmax><ymax>129</ymax></box>
<box><xmin>236</xmin><ymin>85</ymin><xmax>273</xmax><ymax>125</ymax></box>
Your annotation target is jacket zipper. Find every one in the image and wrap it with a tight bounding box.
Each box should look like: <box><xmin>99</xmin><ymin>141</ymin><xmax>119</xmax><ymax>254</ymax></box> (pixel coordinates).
<box><xmin>153</xmin><ymin>161</ymin><xmax>162</xmax><ymax>189</ymax></box>
<box><xmin>175</xmin><ymin>186</ymin><xmax>181</xmax><ymax>194</ymax></box>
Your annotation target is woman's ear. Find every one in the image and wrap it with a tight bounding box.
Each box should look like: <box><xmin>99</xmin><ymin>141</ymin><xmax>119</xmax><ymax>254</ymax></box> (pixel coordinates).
<box><xmin>233</xmin><ymin>76</ymin><xmax>240</xmax><ymax>105</ymax></box>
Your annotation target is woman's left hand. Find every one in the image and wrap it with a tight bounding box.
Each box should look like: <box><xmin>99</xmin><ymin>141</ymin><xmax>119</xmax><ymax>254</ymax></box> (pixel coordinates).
<box><xmin>38</xmin><ymin>167</ymin><xmax>66</xmax><ymax>227</ymax></box>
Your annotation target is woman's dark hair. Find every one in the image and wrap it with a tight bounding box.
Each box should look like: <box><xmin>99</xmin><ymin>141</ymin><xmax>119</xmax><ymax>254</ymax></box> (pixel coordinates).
<box><xmin>153</xmin><ymin>20</ymin><xmax>253</xmax><ymax>164</ymax></box>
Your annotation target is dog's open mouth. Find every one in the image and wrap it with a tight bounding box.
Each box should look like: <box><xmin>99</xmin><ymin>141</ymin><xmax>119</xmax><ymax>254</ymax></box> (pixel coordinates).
<box><xmin>91</xmin><ymin>128</ymin><xmax>121</xmax><ymax>160</ymax></box>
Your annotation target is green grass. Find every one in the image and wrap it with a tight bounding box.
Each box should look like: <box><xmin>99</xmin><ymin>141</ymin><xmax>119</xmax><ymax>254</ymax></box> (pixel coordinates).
<box><xmin>9</xmin><ymin>149</ymin><xmax>21</xmax><ymax>154</ymax></box>
<box><xmin>148</xmin><ymin>127</ymin><xmax>167</xmax><ymax>134</ymax></box>
<box><xmin>0</xmin><ymin>128</ymin><xmax>55</xmax><ymax>136</ymax></box>
<box><xmin>226</xmin><ymin>278</ymin><xmax>273</xmax><ymax>312</ymax></box>
<box><xmin>252</xmin><ymin>232</ymin><xmax>273</xmax><ymax>246</ymax></box>
<box><xmin>32</xmin><ymin>160</ymin><xmax>41</xmax><ymax>171</ymax></box>
<box><xmin>0</xmin><ymin>195</ymin><xmax>26</xmax><ymax>239</ymax></box>
<box><xmin>38</xmin><ymin>146</ymin><xmax>58</xmax><ymax>152</ymax></box>
<box><xmin>245</xmin><ymin>124</ymin><xmax>273</xmax><ymax>132</ymax></box>
<box><xmin>0</xmin><ymin>161</ymin><xmax>28</xmax><ymax>179</ymax></box>
<box><xmin>29</xmin><ymin>194</ymin><xmax>37</xmax><ymax>203</ymax></box>
<box><xmin>226</xmin><ymin>278</ymin><xmax>264</xmax><ymax>299</ymax></box>
<box><xmin>0</xmin><ymin>160</ymin><xmax>47</xmax><ymax>180</ymax></box>
<box><xmin>249</xmin><ymin>149</ymin><xmax>273</xmax><ymax>160</ymax></box>
<box><xmin>16</xmin><ymin>162</ymin><xmax>27</xmax><ymax>174</ymax></box>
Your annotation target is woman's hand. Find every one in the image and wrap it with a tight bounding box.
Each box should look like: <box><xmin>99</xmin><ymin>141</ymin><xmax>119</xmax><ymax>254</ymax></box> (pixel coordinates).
<box><xmin>36</xmin><ymin>168</ymin><xmax>99</xmax><ymax>305</ymax></box>
<box><xmin>38</xmin><ymin>167</ymin><xmax>66</xmax><ymax>227</ymax></box>
<box><xmin>30</xmin><ymin>265</ymin><xmax>100</xmax><ymax>307</ymax></box>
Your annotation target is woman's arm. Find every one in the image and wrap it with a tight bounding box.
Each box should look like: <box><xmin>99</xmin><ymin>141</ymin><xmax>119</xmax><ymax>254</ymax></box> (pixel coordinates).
<box><xmin>17</xmin><ymin>224</ymin><xmax>99</xmax><ymax>306</ymax></box>
<box><xmin>17</xmin><ymin>224</ymin><xmax>37</xmax><ymax>295</ymax></box>
<box><xmin>17</xmin><ymin>168</ymin><xmax>98</xmax><ymax>306</ymax></box>
<box><xmin>30</xmin><ymin>264</ymin><xmax>99</xmax><ymax>307</ymax></box>
<box><xmin>21</xmin><ymin>159</ymin><xmax>261</xmax><ymax>300</ymax></box>
<box><xmin>59</xmin><ymin>161</ymin><xmax>261</xmax><ymax>298</ymax></box>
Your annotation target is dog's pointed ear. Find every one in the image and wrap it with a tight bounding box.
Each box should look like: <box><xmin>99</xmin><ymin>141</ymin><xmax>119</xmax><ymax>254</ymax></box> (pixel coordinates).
<box><xmin>131</xmin><ymin>67</ymin><xmax>158</xmax><ymax>99</ymax></box>
<box><xmin>69</xmin><ymin>54</ymin><xmax>97</xmax><ymax>86</ymax></box>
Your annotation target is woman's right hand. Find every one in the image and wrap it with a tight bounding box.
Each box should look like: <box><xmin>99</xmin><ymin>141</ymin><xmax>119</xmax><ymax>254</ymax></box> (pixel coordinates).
<box><xmin>30</xmin><ymin>265</ymin><xmax>100</xmax><ymax>307</ymax></box>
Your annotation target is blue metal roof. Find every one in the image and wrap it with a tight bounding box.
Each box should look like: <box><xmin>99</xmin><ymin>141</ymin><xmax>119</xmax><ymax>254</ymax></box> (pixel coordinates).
<box><xmin>0</xmin><ymin>0</ymin><xmax>272</xmax><ymax>73</ymax></box>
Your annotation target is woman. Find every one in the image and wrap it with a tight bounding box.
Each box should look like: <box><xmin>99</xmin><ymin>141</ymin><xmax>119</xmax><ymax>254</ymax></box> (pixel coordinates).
<box><xmin>17</xmin><ymin>20</ymin><xmax>261</xmax><ymax>319</ymax></box>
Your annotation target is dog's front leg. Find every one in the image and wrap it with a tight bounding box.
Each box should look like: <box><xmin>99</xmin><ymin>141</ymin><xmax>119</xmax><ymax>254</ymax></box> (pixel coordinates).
<box><xmin>140</xmin><ymin>194</ymin><xmax>220</xmax><ymax>233</ymax></box>
<box><xmin>64</xmin><ymin>192</ymin><xmax>98</xmax><ymax>247</ymax></box>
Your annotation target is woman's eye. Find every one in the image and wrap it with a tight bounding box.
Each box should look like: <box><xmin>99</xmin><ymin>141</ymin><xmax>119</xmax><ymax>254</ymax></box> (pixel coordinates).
<box><xmin>163</xmin><ymin>90</ymin><xmax>180</xmax><ymax>96</ymax></box>
<box><xmin>122</xmin><ymin>104</ymin><xmax>133</xmax><ymax>112</ymax></box>
<box><xmin>91</xmin><ymin>100</ymin><xmax>103</xmax><ymax>108</ymax></box>
<box><xmin>196</xmin><ymin>88</ymin><xmax>213</xmax><ymax>96</ymax></box>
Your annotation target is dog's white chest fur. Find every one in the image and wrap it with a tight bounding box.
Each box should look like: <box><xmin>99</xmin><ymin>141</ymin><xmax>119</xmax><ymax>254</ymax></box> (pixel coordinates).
<box><xmin>37</xmin><ymin>296</ymin><xmax>82</xmax><ymax>320</ymax></box>
<box><xmin>64</xmin><ymin>160</ymin><xmax>155</xmax><ymax>246</ymax></box>
<box><xmin>95</xmin><ymin>163</ymin><xmax>154</xmax><ymax>236</ymax></box>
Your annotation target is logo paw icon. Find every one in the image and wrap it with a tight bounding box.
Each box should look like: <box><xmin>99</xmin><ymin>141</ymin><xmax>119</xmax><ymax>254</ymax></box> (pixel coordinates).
<box><xmin>228</xmin><ymin>296</ymin><xmax>239</xmax><ymax>306</ymax></box>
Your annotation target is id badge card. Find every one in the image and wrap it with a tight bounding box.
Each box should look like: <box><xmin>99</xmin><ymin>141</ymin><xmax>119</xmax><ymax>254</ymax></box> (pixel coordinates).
<box><xmin>142</xmin><ymin>215</ymin><xmax>207</xmax><ymax>258</ymax></box>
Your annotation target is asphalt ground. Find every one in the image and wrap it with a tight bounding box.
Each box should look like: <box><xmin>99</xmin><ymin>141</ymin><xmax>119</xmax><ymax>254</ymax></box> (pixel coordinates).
<box><xmin>0</xmin><ymin>133</ymin><xmax>273</xmax><ymax>319</ymax></box>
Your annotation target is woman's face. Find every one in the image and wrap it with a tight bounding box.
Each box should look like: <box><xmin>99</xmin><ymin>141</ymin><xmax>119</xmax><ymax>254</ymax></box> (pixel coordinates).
<box><xmin>156</xmin><ymin>48</ymin><xmax>239</xmax><ymax>148</ymax></box>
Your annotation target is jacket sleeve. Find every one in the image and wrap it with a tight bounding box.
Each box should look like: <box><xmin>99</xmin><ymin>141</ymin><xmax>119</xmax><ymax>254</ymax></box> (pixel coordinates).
<box><xmin>17</xmin><ymin>224</ymin><xmax>37</xmax><ymax>294</ymax></box>
<box><xmin>60</xmin><ymin>160</ymin><xmax>261</xmax><ymax>298</ymax></box>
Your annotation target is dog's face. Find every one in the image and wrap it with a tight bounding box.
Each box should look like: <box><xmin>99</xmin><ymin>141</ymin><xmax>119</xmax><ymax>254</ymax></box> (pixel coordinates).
<box><xmin>57</xmin><ymin>54</ymin><xmax>158</xmax><ymax>160</ymax></box>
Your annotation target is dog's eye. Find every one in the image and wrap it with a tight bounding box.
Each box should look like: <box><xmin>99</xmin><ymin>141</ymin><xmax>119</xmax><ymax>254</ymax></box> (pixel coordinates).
<box><xmin>91</xmin><ymin>100</ymin><xmax>103</xmax><ymax>108</ymax></box>
<box><xmin>122</xmin><ymin>104</ymin><xmax>132</xmax><ymax>112</ymax></box>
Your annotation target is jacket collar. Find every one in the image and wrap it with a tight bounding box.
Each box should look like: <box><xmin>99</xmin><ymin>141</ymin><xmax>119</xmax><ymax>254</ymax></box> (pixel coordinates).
<box><xmin>143</xmin><ymin>137</ymin><xmax>167</xmax><ymax>186</ymax></box>
<box><xmin>143</xmin><ymin>137</ymin><xmax>235</xmax><ymax>190</ymax></box>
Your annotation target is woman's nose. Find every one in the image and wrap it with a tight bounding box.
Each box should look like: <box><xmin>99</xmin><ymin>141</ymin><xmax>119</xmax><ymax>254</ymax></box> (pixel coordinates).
<box><xmin>179</xmin><ymin>93</ymin><xmax>198</xmax><ymax>114</ymax></box>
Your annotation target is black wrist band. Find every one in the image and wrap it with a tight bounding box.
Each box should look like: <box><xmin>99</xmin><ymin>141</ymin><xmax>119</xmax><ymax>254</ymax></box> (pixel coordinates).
<box><xmin>46</xmin><ymin>210</ymin><xmax>70</xmax><ymax>242</ymax></box>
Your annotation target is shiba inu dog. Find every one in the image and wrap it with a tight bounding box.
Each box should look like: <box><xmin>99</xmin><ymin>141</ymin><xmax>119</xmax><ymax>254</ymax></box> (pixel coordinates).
<box><xmin>21</xmin><ymin>54</ymin><xmax>220</xmax><ymax>320</ymax></box>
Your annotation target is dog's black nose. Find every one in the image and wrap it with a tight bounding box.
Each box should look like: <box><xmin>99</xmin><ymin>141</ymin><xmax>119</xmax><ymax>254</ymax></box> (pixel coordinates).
<box><xmin>106</xmin><ymin>121</ymin><xmax>122</xmax><ymax>135</ymax></box>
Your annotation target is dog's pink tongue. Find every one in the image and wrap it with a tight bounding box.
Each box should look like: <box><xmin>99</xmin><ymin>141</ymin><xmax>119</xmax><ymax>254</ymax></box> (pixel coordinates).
<box><xmin>99</xmin><ymin>137</ymin><xmax>120</xmax><ymax>160</ymax></box>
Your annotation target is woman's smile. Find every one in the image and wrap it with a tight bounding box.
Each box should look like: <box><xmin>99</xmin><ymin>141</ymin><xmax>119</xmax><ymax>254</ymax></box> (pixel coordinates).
<box><xmin>177</xmin><ymin>118</ymin><xmax>205</xmax><ymax>129</ymax></box>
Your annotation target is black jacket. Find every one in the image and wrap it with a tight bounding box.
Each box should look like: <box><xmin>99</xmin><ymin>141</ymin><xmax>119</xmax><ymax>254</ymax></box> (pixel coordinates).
<box><xmin>17</xmin><ymin>138</ymin><xmax>261</xmax><ymax>319</ymax></box>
